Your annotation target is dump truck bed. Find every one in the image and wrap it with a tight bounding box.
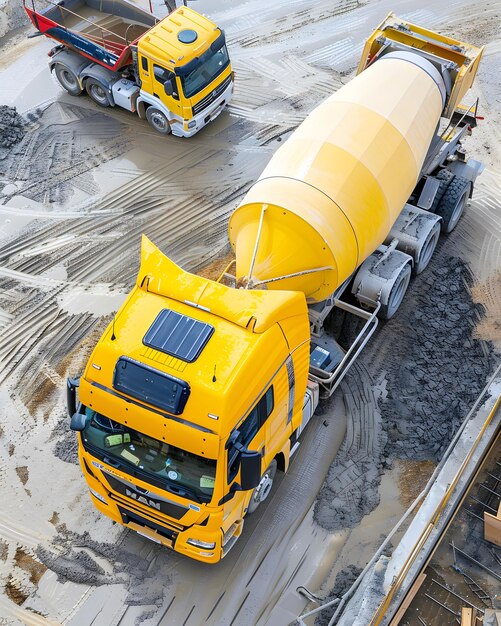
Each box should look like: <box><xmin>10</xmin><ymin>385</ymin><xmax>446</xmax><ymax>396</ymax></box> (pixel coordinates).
<box><xmin>24</xmin><ymin>0</ymin><xmax>156</xmax><ymax>68</ymax></box>
<box><xmin>57</xmin><ymin>2</ymin><xmax>152</xmax><ymax>44</ymax></box>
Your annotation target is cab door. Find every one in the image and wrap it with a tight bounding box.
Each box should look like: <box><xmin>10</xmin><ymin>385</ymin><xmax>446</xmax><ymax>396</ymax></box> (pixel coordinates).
<box><xmin>138</xmin><ymin>55</ymin><xmax>182</xmax><ymax>118</ymax></box>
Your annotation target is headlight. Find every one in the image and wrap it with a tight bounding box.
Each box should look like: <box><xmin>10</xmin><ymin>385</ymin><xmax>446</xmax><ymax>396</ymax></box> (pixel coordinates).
<box><xmin>188</xmin><ymin>120</ymin><xmax>197</xmax><ymax>128</ymax></box>
<box><xmin>187</xmin><ymin>538</ymin><xmax>216</xmax><ymax>549</ymax></box>
<box><xmin>89</xmin><ymin>488</ymin><xmax>107</xmax><ymax>504</ymax></box>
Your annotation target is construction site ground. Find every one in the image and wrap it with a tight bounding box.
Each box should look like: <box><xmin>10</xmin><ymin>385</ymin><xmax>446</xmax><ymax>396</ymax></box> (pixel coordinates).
<box><xmin>400</xmin><ymin>429</ymin><xmax>501</xmax><ymax>626</ymax></box>
<box><xmin>0</xmin><ymin>0</ymin><xmax>500</xmax><ymax>625</ymax></box>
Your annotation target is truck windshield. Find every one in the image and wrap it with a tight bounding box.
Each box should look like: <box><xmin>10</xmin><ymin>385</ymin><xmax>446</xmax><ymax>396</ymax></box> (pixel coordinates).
<box><xmin>81</xmin><ymin>408</ymin><xmax>216</xmax><ymax>503</ymax></box>
<box><xmin>179</xmin><ymin>44</ymin><xmax>229</xmax><ymax>99</ymax></box>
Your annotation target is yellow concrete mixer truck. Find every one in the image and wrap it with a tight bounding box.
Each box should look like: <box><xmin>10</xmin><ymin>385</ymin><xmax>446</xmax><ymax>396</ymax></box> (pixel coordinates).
<box><xmin>67</xmin><ymin>14</ymin><xmax>484</xmax><ymax>562</ymax></box>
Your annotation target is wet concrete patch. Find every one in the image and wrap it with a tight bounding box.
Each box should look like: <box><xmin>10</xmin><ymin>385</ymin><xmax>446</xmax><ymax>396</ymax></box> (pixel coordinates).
<box><xmin>314</xmin><ymin>564</ymin><xmax>363</xmax><ymax>626</ymax></box>
<box><xmin>37</xmin><ymin>524</ymin><xmax>172</xmax><ymax>606</ymax></box>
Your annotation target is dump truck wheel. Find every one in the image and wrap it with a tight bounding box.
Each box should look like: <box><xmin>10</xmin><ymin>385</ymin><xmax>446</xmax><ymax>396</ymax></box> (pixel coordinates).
<box><xmin>430</xmin><ymin>169</ymin><xmax>454</xmax><ymax>214</ymax></box>
<box><xmin>435</xmin><ymin>176</ymin><xmax>471</xmax><ymax>233</ymax></box>
<box><xmin>379</xmin><ymin>263</ymin><xmax>411</xmax><ymax>320</ymax></box>
<box><xmin>86</xmin><ymin>79</ymin><xmax>111</xmax><ymax>107</ymax></box>
<box><xmin>146</xmin><ymin>107</ymin><xmax>171</xmax><ymax>134</ymax></box>
<box><xmin>414</xmin><ymin>222</ymin><xmax>440</xmax><ymax>275</ymax></box>
<box><xmin>247</xmin><ymin>460</ymin><xmax>277</xmax><ymax>515</ymax></box>
<box><xmin>54</xmin><ymin>64</ymin><xmax>82</xmax><ymax>96</ymax></box>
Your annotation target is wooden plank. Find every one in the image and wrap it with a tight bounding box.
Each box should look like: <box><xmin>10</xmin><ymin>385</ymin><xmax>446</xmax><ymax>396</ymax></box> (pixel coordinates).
<box><xmin>461</xmin><ymin>607</ymin><xmax>473</xmax><ymax>626</ymax></box>
<box><xmin>390</xmin><ymin>573</ymin><xmax>427</xmax><ymax>625</ymax></box>
<box><xmin>484</xmin><ymin>505</ymin><xmax>501</xmax><ymax>547</ymax></box>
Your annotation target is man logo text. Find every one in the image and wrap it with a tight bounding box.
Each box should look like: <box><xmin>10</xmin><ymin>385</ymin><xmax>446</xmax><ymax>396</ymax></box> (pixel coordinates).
<box><xmin>126</xmin><ymin>488</ymin><xmax>161</xmax><ymax>510</ymax></box>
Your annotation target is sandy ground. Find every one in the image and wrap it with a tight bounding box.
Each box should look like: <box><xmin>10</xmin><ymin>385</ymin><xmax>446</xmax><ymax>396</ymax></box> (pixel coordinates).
<box><xmin>0</xmin><ymin>0</ymin><xmax>500</xmax><ymax>625</ymax></box>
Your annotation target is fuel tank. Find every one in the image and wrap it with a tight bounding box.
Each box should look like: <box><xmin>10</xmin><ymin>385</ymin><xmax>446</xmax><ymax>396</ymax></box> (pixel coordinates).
<box><xmin>229</xmin><ymin>52</ymin><xmax>445</xmax><ymax>302</ymax></box>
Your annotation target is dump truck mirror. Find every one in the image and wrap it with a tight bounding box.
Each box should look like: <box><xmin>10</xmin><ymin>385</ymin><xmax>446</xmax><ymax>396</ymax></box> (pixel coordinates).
<box><xmin>240</xmin><ymin>450</ymin><xmax>261</xmax><ymax>491</ymax></box>
<box><xmin>70</xmin><ymin>411</ymin><xmax>87</xmax><ymax>431</ymax></box>
<box><xmin>164</xmin><ymin>81</ymin><xmax>173</xmax><ymax>96</ymax></box>
<box><xmin>66</xmin><ymin>377</ymin><xmax>80</xmax><ymax>417</ymax></box>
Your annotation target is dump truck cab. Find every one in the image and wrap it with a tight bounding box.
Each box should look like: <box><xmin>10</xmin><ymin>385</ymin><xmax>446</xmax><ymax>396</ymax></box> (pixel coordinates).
<box><xmin>136</xmin><ymin>8</ymin><xmax>232</xmax><ymax>136</ymax></box>
<box><xmin>69</xmin><ymin>237</ymin><xmax>311</xmax><ymax>562</ymax></box>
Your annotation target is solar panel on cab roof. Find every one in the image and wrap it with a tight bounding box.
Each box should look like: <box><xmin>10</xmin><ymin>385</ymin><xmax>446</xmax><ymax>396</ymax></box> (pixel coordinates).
<box><xmin>143</xmin><ymin>309</ymin><xmax>214</xmax><ymax>363</ymax></box>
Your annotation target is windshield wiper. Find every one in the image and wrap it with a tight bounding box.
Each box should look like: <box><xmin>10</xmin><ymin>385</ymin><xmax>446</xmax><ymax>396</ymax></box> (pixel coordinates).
<box><xmin>164</xmin><ymin>481</ymin><xmax>204</xmax><ymax>504</ymax></box>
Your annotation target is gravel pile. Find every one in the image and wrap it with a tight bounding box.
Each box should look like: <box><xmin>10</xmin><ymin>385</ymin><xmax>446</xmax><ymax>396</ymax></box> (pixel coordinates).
<box><xmin>0</xmin><ymin>105</ymin><xmax>25</xmax><ymax>152</ymax></box>
<box><xmin>314</xmin><ymin>256</ymin><xmax>495</xmax><ymax>534</ymax></box>
<box><xmin>382</xmin><ymin>256</ymin><xmax>495</xmax><ymax>461</ymax></box>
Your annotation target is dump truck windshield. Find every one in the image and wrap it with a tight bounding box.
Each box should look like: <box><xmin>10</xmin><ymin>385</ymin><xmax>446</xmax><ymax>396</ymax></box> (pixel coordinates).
<box><xmin>178</xmin><ymin>41</ymin><xmax>229</xmax><ymax>98</ymax></box>
<box><xmin>81</xmin><ymin>408</ymin><xmax>216</xmax><ymax>502</ymax></box>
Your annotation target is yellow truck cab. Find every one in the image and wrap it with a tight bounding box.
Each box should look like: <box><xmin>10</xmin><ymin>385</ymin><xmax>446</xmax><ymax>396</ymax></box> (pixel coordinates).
<box><xmin>136</xmin><ymin>8</ymin><xmax>233</xmax><ymax>136</ymax></box>
<box><xmin>68</xmin><ymin>237</ymin><xmax>311</xmax><ymax>562</ymax></box>
<box><xmin>25</xmin><ymin>0</ymin><xmax>233</xmax><ymax>137</ymax></box>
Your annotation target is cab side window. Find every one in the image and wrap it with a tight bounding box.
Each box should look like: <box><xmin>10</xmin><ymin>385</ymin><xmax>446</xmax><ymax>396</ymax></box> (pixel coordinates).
<box><xmin>227</xmin><ymin>386</ymin><xmax>274</xmax><ymax>482</ymax></box>
<box><xmin>140</xmin><ymin>56</ymin><xmax>149</xmax><ymax>72</ymax></box>
<box><xmin>238</xmin><ymin>405</ymin><xmax>259</xmax><ymax>448</ymax></box>
<box><xmin>153</xmin><ymin>63</ymin><xmax>179</xmax><ymax>100</ymax></box>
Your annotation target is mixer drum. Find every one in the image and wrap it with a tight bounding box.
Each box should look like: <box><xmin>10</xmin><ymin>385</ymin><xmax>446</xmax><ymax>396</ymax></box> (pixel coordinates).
<box><xmin>229</xmin><ymin>52</ymin><xmax>445</xmax><ymax>302</ymax></box>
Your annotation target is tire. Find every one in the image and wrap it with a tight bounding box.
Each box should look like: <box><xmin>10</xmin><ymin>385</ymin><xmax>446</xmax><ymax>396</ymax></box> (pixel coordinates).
<box><xmin>86</xmin><ymin>79</ymin><xmax>111</xmax><ymax>107</ymax></box>
<box><xmin>414</xmin><ymin>222</ymin><xmax>440</xmax><ymax>275</ymax></box>
<box><xmin>54</xmin><ymin>64</ymin><xmax>82</xmax><ymax>96</ymax></box>
<box><xmin>146</xmin><ymin>107</ymin><xmax>171</xmax><ymax>134</ymax></box>
<box><xmin>379</xmin><ymin>263</ymin><xmax>411</xmax><ymax>320</ymax></box>
<box><xmin>430</xmin><ymin>169</ymin><xmax>454</xmax><ymax>214</ymax></box>
<box><xmin>247</xmin><ymin>460</ymin><xmax>277</xmax><ymax>515</ymax></box>
<box><xmin>435</xmin><ymin>176</ymin><xmax>471</xmax><ymax>234</ymax></box>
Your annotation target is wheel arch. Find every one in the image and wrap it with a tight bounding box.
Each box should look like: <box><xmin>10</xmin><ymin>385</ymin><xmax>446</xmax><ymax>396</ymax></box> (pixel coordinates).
<box><xmin>137</xmin><ymin>99</ymin><xmax>150</xmax><ymax>120</ymax></box>
<box><xmin>49</xmin><ymin>49</ymin><xmax>89</xmax><ymax>90</ymax></box>
<box><xmin>275</xmin><ymin>451</ymin><xmax>287</xmax><ymax>473</ymax></box>
<box><xmin>80</xmin><ymin>65</ymin><xmax>118</xmax><ymax>106</ymax></box>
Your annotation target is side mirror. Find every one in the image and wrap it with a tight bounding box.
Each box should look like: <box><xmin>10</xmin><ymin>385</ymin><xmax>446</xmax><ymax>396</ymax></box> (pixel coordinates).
<box><xmin>240</xmin><ymin>450</ymin><xmax>261</xmax><ymax>491</ymax></box>
<box><xmin>70</xmin><ymin>411</ymin><xmax>87</xmax><ymax>432</ymax></box>
<box><xmin>164</xmin><ymin>81</ymin><xmax>173</xmax><ymax>96</ymax></box>
<box><xmin>66</xmin><ymin>377</ymin><xmax>80</xmax><ymax>417</ymax></box>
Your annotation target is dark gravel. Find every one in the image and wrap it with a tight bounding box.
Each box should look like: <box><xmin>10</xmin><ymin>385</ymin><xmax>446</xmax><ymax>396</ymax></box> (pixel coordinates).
<box><xmin>381</xmin><ymin>256</ymin><xmax>495</xmax><ymax>461</ymax></box>
<box><xmin>0</xmin><ymin>105</ymin><xmax>26</xmax><ymax>151</ymax></box>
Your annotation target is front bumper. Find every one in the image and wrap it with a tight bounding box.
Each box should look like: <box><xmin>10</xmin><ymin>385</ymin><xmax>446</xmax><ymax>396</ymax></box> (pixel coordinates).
<box><xmin>85</xmin><ymin>471</ymin><xmax>244</xmax><ymax>563</ymax></box>
<box><xmin>171</xmin><ymin>78</ymin><xmax>234</xmax><ymax>138</ymax></box>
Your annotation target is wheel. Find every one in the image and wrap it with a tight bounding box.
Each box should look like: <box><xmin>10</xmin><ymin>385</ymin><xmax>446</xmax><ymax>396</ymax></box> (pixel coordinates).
<box><xmin>247</xmin><ymin>460</ymin><xmax>277</xmax><ymax>515</ymax></box>
<box><xmin>414</xmin><ymin>222</ymin><xmax>440</xmax><ymax>275</ymax></box>
<box><xmin>379</xmin><ymin>263</ymin><xmax>411</xmax><ymax>320</ymax></box>
<box><xmin>435</xmin><ymin>176</ymin><xmax>471</xmax><ymax>233</ymax></box>
<box><xmin>146</xmin><ymin>107</ymin><xmax>171</xmax><ymax>134</ymax></box>
<box><xmin>54</xmin><ymin>64</ymin><xmax>82</xmax><ymax>96</ymax></box>
<box><xmin>85</xmin><ymin>79</ymin><xmax>111</xmax><ymax>107</ymax></box>
<box><xmin>430</xmin><ymin>169</ymin><xmax>455</xmax><ymax>214</ymax></box>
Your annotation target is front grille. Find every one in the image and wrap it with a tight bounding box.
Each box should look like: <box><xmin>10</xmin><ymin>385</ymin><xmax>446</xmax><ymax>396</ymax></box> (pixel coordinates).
<box><xmin>193</xmin><ymin>75</ymin><xmax>232</xmax><ymax>116</ymax></box>
<box><xmin>109</xmin><ymin>491</ymin><xmax>185</xmax><ymax>532</ymax></box>
<box><xmin>118</xmin><ymin>507</ymin><xmax>177</xmax><ymax>542</ymax></box>
<box><xmin>104</xmin><ymin>473</ymin><xmax>188</xmax><ymax>520</ymax></box>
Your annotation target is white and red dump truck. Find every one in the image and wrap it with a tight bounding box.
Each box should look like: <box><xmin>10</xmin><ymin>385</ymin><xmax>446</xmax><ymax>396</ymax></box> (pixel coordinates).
<box><xmin>24</xmin><ymin>0</ymin><xmax>233</xmax><ymax>136</ymax></box>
